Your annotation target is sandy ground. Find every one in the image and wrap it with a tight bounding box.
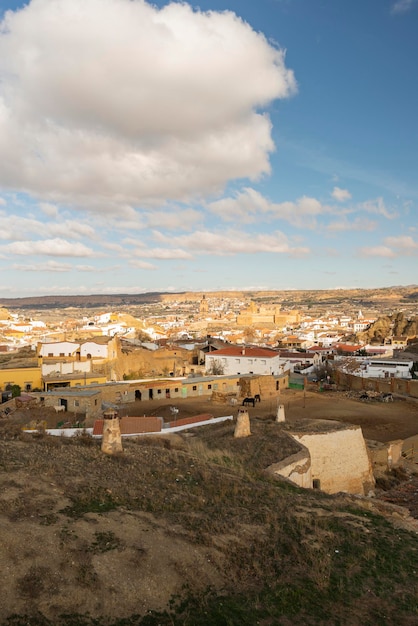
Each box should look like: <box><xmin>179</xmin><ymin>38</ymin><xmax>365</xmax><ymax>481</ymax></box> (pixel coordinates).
<box><xmin>120</xmin><ymin>387</ymin><xmax>418</xmax><ymax>444</ymax></box>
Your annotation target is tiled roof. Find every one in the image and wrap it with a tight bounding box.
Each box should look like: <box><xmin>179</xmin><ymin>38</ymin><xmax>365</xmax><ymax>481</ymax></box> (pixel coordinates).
<box><xmin>93</xmin><ymin>415</ymin><xmax>163</xmax><ymax>435</ymax></box>
<box><xmin>334</xmin><ymin>344</ymin><xmax>363</xmax><ymax>352</ymax></box>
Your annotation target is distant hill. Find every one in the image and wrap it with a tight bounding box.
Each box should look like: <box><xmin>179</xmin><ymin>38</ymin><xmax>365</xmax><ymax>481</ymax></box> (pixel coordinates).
<box><xmin>1</xmin><ymin>285</ymin><xmax>418</xmax><ymax>310</ymax></box>
<box><xmin>0</xmin><ymin>292</ymin><xmax>171</xmax><ymax>309</ymax></box>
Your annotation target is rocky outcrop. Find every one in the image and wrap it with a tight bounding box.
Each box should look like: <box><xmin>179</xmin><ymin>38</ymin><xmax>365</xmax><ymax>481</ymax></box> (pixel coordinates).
<box><xmin>355</xmin><ymin>313</ymin><xmax>418</xmax><ymax>344</ymax></box>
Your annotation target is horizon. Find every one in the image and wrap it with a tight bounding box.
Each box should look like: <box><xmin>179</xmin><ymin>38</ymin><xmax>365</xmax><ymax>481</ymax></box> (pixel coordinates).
<box><xmin>1</xmin><ymin>0</ymin><xmax>417</xmax><ymax>297</ymax></box>
<box><xmin>1</xmin><ymin>283</ymin><xmax>418</xmax><ymax>304</ymax></box>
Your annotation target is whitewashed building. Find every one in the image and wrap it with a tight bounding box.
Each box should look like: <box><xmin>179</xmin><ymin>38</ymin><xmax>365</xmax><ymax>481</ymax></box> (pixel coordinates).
<box><xmin>205</xmin><ymin>346</ymin><xmax>284</xmax><ymax>376</ymax></box>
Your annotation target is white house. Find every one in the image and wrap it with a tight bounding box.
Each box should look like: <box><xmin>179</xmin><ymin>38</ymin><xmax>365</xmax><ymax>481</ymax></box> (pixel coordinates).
<box><xmin>205</xmin><ymin>346</ymin><xmax>284</xmax><ymax>376</ymax></box>
<box><xmin>38</xmin><ymin>336</ymin><xmax>119</xmax><ymax>361</ymax></box>
<box><xmin>38</xmin><ymin>341</ymin><xmax>79</xmax><ymax>358</ymax></box>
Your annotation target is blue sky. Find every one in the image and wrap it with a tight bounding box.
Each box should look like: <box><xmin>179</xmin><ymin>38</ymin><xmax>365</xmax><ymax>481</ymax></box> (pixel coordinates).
<box><xmin>0</xmin><ymin>0</ymin><xmax>417</xmax><ymax>297</ymax></box>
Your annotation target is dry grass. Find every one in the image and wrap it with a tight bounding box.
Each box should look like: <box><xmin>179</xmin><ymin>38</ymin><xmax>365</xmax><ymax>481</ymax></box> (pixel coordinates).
<box><xmin>0</xmin><ymin>423</ymin><xmax>417</xmax><ymax>625</ymax></box>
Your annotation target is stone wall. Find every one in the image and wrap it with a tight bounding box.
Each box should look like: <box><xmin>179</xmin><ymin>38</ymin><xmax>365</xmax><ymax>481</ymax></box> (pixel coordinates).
<box><xmin>289</xmin><ymin>424</ymin><xmax>375</xmax><ymax>495</ymax></box>
<box><xmin>239</xmin><ymin>373</ymin><xmax>288</xmax><ymax>398</ymax></box>
<box><xmin>266</xmin><ymin>442</ymin><xmax>312</xmax><ymax>489</ymax></box>
<box><xmin>335</xmin><ymin>369</ymin><xmax>418</xmax><ymax>398</ymax></box>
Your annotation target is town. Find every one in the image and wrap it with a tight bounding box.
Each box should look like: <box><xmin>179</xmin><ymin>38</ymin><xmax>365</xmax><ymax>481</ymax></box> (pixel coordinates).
<box><xmin>1</xmin><ymin>289</ymin><xmax>417</xmax><ymax>440</ymax></box>
<box><xmin>1</xmin><ymin>289</ymin><xmax>418</xmax><ymax>625</ymax></box>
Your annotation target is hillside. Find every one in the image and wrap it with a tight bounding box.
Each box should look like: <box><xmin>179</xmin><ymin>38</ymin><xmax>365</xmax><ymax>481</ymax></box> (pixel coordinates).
<box><xmin>350</xmin><ymin>312</ymin><xmax>418</xmax><ymax>344</ymax></box>
<box><xmin>0</xmin><ymin>415</ymin><xmax>417</xmax><ymax>625</ymax></box>
<box><xmin>1</xmin><ymin>285</ymin><xmax>418</xmax><ymax>310</ymax></box>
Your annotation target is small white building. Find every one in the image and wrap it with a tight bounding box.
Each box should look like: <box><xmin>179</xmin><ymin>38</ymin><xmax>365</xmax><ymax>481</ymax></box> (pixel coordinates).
<box><xmin>362</xmin><ymin>358</ymin><xmax>413</xmax><ymax>379</ymax></box>
<box><xmin>205</xmin><ymin>346</ymin><xmax>284</xmax><ymax>376</ymax></box>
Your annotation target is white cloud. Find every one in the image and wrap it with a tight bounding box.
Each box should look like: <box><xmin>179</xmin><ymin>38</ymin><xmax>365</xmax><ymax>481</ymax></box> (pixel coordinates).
<box><xmin>12</xmin><ymin>260</ymin><xmax>72</xmax><ymax>272</ymax></box>
<box><xmin>134</xmin><ymin>247</ymin><xmax>194</xmax><ymax>260</ymax></box>
<box><xmin>391</xmin><ymin>0</ymin><xmax>417</xmax><ymax>14</ymax></box>
<box><xmin>129</xmin><ymin>260</ymin><xmax>157</xmax><ymax>270</ymax></box>
<box><xmin>359</xmin><ymin>235</ymin><xmax>418</xmax><ymax>259</ymax></box>
<box><xmin>39</xmin><ymin>202</ymin><xmax>59</xmax><ymax>217</ymax></box>
<box><xmin>153</xmin><ymin>229</ymin><xmax>310</xmax><ymax>256</ymax></box>
<box><xmin>384</xmin><ymin>235</ymin><xmax>418</xmax><ymax>254</ymax></box>
<box><xmin>0</xmin><ymin>0</ymin><xmax>296</xmax><ymax>209</ymax></box>
<box><xmin>0</xmin><ymin>214</ymin><xmax>96</xmax><ymax>241</ymax></box>
<box><xmin>0</xmin><ymin>197</ymin><xmax>6</xmax><ymax>206</ymax></box>
<box><xmin>326</xmin><ymin>217</ymin><xmax>376</xmax><ymax>232</ymax></box>
<box><xmin>207</xmin><ymin>188</ymin><xmax>326</xmax><ymax>228</ymax></box>
<box><xmin>359</xmin><ymin>246</ymin><xmax>396</xmax><ymax>258</ymax></box>
<box><xmin>360</xmin><ymin>197</ymin><xmax>398</xmax><ymax>219</ymax></box>
<box><xmin>1</xmin><ymin>238</ymin><xmax>95</xmax><ymax>257</ymax></box>
<box><xmin>331</xmin><ymin>186</ymin><xmax>351</xmax><ymax>202</ymax></box>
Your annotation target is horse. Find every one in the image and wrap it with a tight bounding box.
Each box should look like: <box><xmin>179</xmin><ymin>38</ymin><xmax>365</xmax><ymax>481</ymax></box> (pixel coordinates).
<box><xmin>381</xmin><ymin>393</ymin><xmax>393</xmax><ymax>402</ymax></box>
<box><xmin>242</xmin><ymin>397</ymin><xmax>255</xmax><ymax>407</ymax></box>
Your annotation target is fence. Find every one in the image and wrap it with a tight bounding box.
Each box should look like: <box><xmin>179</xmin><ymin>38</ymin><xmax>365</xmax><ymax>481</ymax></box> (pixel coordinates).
<box><xmin>289</xmin><ymin>382</ymin><xmax>304</xmax><ymax>390</ymax></box>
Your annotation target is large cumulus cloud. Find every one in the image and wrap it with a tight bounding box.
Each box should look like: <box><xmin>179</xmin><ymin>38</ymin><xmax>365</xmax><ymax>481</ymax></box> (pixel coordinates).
<box><xmin>0</xmin><ymin>0</ymin><xmax>296</xmax><ymax>208</ymax></box>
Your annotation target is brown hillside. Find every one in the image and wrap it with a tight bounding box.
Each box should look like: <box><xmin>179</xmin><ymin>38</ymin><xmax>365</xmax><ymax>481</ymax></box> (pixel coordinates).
<box><xmin>0</xmin><ymin>390</ymin><xmax>418</xmax><ymax>625</ymax></box>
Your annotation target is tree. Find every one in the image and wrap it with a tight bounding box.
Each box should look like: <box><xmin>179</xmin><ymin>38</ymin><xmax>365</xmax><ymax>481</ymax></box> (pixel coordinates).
<box><xmin>206</xmin><ymin>359</ymin><xmax>225</xmax><ymax>375</ymax></box>
<box><xmin>312</xmin><ymin>361</ymin><xmax>334</xmax><ymax>383</ymax></box>
<box><xmin>11</xmin><ymin>384</ymin><xmax>21</xmax><ymax>398</ymax></box>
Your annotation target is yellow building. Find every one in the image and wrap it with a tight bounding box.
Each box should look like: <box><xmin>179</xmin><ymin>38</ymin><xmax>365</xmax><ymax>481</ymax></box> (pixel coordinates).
<box><xmin>43</xmin><ymin>372</ymin><xmax>108</xmax><ymax>391</ymax></box>
<box><xmin>237</xmin><ymin>301</ymin><xmax>300</xmax><ymax>328</ymax></box>
<box><xmin>0</xmin><ymin>367</ymin><xmax>43</xmax><ymax>393</ymax></box>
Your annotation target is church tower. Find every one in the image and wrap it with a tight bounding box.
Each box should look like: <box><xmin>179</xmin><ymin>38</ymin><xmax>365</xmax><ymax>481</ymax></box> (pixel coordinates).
<box><xmin>199</xmin><ymin>294</ymin><xmax>209</xmax><ymax>317</ymax></box>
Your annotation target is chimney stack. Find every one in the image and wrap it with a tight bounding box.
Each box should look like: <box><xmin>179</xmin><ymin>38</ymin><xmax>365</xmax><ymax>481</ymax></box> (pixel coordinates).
<box><xmin>234</xmin><ymin>408</ymin><xmax>251</xmax><ymax>438</ymax></box>
<box><xmin>101</xmin><ymin>409</ymin><xmax>123</xmax><ymax>455</ymax></box>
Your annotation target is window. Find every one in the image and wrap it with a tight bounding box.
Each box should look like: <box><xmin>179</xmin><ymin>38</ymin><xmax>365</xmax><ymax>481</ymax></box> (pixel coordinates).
<box><xmin>208</xmin><ymin>384</ymin><xmax>212</xmax><ymax>390</ymax></box>
<box><xmin>60</xmin><ymin>353</ymin><xmax>65</xmax><ymax>357</ymax></box>
<box><xmin>157</xmin><ymin>389</ymin><xmax>161</xmax><ymax>394</ymax></box>
<box><xmin>48</xmin><ymin>353</ymin><xmax>53</xmax><ymax>357</ymax></box>
<box><xmin>74</xmin><ymin>400</ymin><xmax>79</xmax><ymax>407</ymax></box>
<box><xmin>235</xmin><ymin>358</ymin><xmax>240</xmax><ymax>364</ymax></box>
<box><xmin>174</xmin><ymin>387</ymin><xmax>179</xmax><ymax>392</ymax></box>
<box><xmin>312</xmin><ymin>479</ymin><xmax>321</xmax><ymax>490</ymax></box>
<box><xmin>192</xmin><ymin>385</ymin><xmax>197</xmax><ymax>391</ymax></box>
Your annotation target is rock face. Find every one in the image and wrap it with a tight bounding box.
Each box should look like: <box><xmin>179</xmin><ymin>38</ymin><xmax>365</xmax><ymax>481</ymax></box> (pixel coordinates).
<box><xmin>356</xmin><ymin>313</ymin><xmax>418</xmax><ymax>344</ymax></box>
<box><xmin>234</xmin><ymin>408</ymin><xmax>251</xmax><ymax>438</ymax></box>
